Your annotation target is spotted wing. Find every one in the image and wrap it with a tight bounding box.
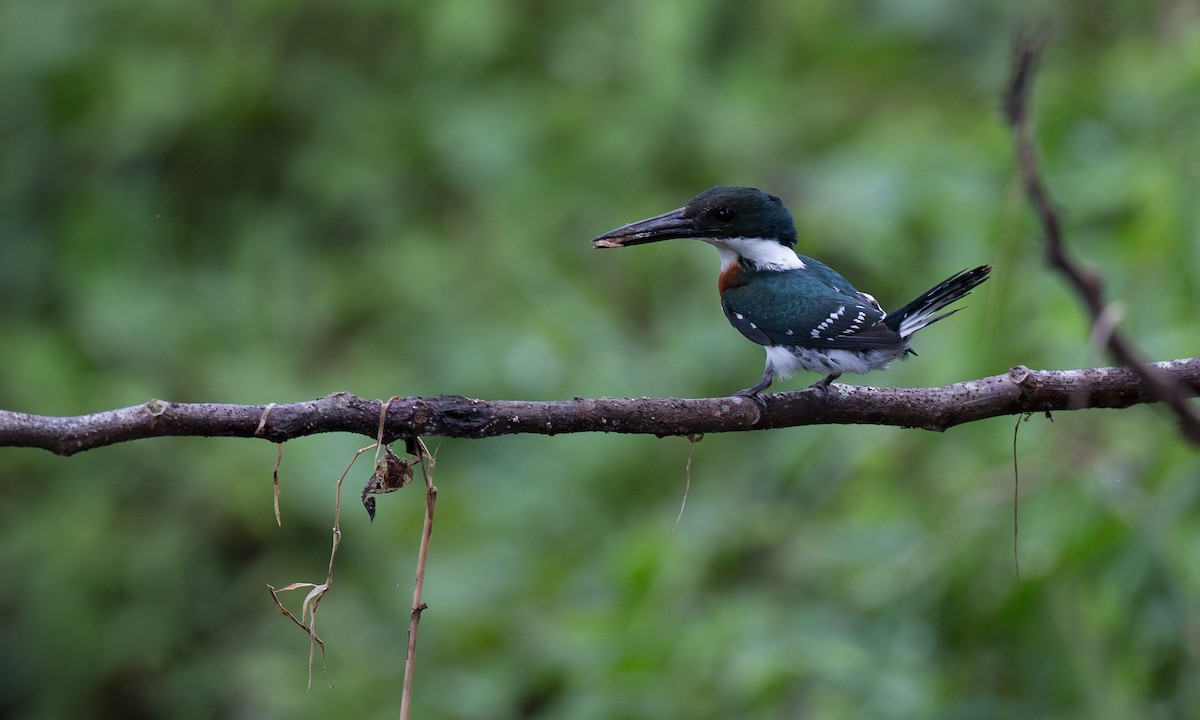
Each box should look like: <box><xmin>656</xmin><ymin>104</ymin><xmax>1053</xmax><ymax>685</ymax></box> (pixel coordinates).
<box><xmin>720</xmin><ymin>269</ymin><xmax>901</xmax><ymax>350</ymax></box>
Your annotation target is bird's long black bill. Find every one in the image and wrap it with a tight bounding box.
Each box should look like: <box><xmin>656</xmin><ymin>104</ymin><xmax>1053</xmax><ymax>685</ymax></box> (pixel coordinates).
<box><xmin>591</xmin><ymin>207</ymin><xmax>695</xmax><ymax>248</ymax></box>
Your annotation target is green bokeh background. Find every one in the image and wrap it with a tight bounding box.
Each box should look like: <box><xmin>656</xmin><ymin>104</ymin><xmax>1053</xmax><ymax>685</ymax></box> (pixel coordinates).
<box><xmin>3</xmin><ymin>1</ymin><xmax>1200</xmax><ymax>717</ymax></box>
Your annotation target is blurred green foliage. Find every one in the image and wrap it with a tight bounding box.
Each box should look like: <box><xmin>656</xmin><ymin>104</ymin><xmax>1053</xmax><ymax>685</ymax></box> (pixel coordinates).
<box><xmin>2</xmin><ymin>0</ymin><xmax>1200</xmax><ymax>717</ymax></box>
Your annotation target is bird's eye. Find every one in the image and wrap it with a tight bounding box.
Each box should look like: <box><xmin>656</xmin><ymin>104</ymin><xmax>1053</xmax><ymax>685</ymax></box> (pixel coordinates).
<box><xmin>714</xmin><ymin>207</ymin><xmax>735</xmax><ymax>222</ymax></box>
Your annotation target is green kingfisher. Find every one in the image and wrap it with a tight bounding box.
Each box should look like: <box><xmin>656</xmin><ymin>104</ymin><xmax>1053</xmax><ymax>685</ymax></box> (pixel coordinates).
<box><xmin>593</xmin><ymin>186</ymin><xmax>991</xmax><ymax>397</ymax></box>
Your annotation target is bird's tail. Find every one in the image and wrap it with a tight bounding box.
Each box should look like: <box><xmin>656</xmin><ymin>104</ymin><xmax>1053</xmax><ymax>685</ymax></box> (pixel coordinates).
<box><xmin>885</xmin><ymin>265</ymin><xmax>991</xmax><ymax>339</ymax></box>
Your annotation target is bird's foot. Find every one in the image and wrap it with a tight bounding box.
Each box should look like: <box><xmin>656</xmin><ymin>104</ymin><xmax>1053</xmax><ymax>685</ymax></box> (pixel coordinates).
<box><xmin>734</xmin><ymin>387</ymin><xmax>768</xmax><ymax>412</ymax></box>
<box><xmin>807</xmin><ymin>374</ymin><xmax>841</xmax><ymax>395</ymax></box>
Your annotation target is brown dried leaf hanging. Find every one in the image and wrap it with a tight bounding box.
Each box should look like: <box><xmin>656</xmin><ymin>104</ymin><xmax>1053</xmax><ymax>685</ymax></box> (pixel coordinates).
<box><xmin>361</xmin><ymin>446</ymin><xmax>414</xmax><ymax>521</ymax></box>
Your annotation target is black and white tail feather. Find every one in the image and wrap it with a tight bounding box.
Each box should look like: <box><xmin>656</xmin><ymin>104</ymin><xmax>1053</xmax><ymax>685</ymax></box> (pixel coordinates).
<box><xmin>886</xmin><ymin>265</ymin><xmax>992</xmax><ymax>340</ymax></box>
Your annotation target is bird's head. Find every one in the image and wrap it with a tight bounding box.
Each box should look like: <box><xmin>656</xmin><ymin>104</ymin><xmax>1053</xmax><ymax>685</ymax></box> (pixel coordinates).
<box><xmin>592</xmin><ymin>187</ymin><xmax>798</xmax><ymax>255</ymax></box>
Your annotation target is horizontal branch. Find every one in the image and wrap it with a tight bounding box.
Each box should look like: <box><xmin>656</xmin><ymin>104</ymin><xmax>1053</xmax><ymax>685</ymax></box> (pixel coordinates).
<box><xmin>2</xmin><ymin>359</ymin><xmax>1198</xmax><ymax>456</ymax></box>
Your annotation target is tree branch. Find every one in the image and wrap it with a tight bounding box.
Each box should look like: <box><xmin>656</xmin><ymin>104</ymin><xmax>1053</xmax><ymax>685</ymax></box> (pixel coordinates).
<box><xmin>3</xmin><ymin>359</ymin><xmax>1199</xmax><ymax>455</ymax></box>
<box><xmin>1003</xmin><ymin>32</ymin><xmax>1200</xmax><ymax>444</ymax></box>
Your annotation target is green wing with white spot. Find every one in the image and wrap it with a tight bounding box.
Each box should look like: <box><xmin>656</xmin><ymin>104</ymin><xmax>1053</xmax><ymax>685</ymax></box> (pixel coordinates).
<box><xmin>719</xmin><ymin>263</ymin><xmax>901</xmax><ymax>350</ymax></box>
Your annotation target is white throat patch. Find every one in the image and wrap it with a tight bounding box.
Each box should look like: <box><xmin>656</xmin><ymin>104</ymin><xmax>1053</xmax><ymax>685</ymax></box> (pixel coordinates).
<box><xmin>707</xmin><ymin>237</ymin><xmax>806</xmax><ymax>271</ymax></box>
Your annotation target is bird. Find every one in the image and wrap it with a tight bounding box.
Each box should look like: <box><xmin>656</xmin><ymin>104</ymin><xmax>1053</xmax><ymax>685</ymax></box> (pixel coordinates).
<box><xmin>592</xmin><ymin>186</ymin><xmax>991</xmax><ymax>398</ymax></box>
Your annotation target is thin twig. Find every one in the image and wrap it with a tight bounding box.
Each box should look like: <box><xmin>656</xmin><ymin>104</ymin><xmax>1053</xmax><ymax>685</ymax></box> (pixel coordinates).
<box><xmin>1003</xmin><ymin>32</ymin><xmax>1200</xmax><ymax>444</ymax></box>
<box><xmin>1011</xmin><ymin>415</ymin><xmax>1022</xmax><ymax>580</ymax></box>
<box><xmin>672</xmin><ymin>434</ymin><xmax>702</xmax><ymax>534</ymax></box>
<box><xmin>269</xmin><ymin>440</ymin><xmax>379</xmax><ymax>689</ymax></box>
<box><xmin>400</xmin><ymin>438</ymin><xmax>437</xmax><ymax>720</ymax></box>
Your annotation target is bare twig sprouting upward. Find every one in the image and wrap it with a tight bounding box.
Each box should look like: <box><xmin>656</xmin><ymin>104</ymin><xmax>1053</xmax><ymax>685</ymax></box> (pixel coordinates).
<box><xmin>400</xmin><ymin>438</ymin><xmax>437</xmax><ymax>720</ymax></box>
<box><xmin>1003</xmin><ymin>32</ymin><xmax>1200</xmax><ymax>444</ymax></box>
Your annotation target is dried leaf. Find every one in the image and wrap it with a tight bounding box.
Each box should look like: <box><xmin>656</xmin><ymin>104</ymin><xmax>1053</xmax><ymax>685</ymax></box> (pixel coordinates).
<box><xmin>268</xmin><ymin>582</ymin><xmax>331</xmax><ymax>690</ymax></box>
<box><xmin>361</xmin><ymin>446</ymin><xmax>415</xmax><ymax>521</ymax></box>
<box><xmin>272</xmin><ymin>443</ymin><xmax>284</xmax><ymax>527</ymax></box>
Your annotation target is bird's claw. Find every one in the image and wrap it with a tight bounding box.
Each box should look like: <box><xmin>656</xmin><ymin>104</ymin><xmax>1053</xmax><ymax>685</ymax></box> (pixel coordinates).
<box><xmin>806</xmin><ymin>374</ymin><xmax>839</xmax><ymax>395</ymax></box>
<box><xmin>734</xmin><ymin>388</ymin><xmax>768</xmax><ymax>412</ymax></box>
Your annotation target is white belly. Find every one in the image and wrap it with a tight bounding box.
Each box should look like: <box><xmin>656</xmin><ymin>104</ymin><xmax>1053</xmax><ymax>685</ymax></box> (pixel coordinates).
<box><xmin>764</xmin><ymin>344</ymin><xmax>907</xmax><ymax>378</ymax></box>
